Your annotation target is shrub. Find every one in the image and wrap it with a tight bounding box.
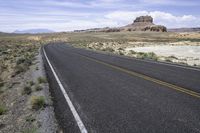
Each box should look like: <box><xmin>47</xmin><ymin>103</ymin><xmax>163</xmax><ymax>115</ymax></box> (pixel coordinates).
<box><xmin>22</xmin><ymin>86</ymin><xmax>32</xmax><ymax>95</ymax></box>
<box><xmin>165</xmin><ymin>58</ymin><xmax>172</xmax><ymax>62</ymax></box>
<box><xmin>102</xmin><ymin>47</ymin><xmax>114</xmax><ymax>52</ymax></box>
<box><xmin>29</xmin><ymin>81</ymin><xmax>34</xmax><ymax>86</ymax></box>
<box><xmin>26</xmin><ymin>115</ymin><xmax>36</xmax><ymax>123</ymax></box>
<box><xmin>137</xmin><ymin>52</ymin><xmax>158</xmax><ymax>61</ymax></box>
<box><xmin>22</xmin><ymin>127</ymin><xmax>37</xmax><ymax>133</ymax></box>
<box><xmin>14</xmin><ymin>64</ymin><xmax>27</xmax><ymax>75</ymax></box>
<box><xmin>0</xmin><ymin>105</ymin><xmax>7</xmax><ymax>115</ymax></box>
<box><xmin>119</xmin><ymin>51</ymin><xmax>124</xmax><ymax>55</ymax></box>
<box><xmin>15</xmin><ymin>56</ymin><xmax>32</xmax><ymax>75</ymax></box>
<box><xmin>31</xmin><ymin>96</ymin><xmax>45</xmax><ymax>110</ymax></box>
<box><xmin>0</xmin><ymin>78</ymin><xmax>4</xmax><ymax>88</ymax></box>
<box><xmin>16</xmin><ymin>57</ymin><xmax>26</xmax><ymax>65</ymax></box>
<box><xmin>146</xmin><ymin>52</ymin><xmax>158</xmax><ymax>61</ymax></box>
<box><xmin>129</xmin><ymin>50</ymin><xmax>136</xmax><ymax>54</ymax></box>
<box><xmin>37</xmin><ymin>77</ymin><xmax>47</xmax><ymax>84</ymax></box>
<box><xmin>34</xmin><ymin>84</ymin><xmax>43</xmax><ymax>91</ymax></box>
<box><xmin>35</xmin><ymin>66</ymin><xmax>39</xmax><ymax>70</ymax></box>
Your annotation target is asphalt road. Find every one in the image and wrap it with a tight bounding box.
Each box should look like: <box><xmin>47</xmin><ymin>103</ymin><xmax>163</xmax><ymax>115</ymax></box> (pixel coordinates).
<box><xmin>43</xmin><ymin>43</ymin><xmax>200</xmax><ymax>133</ymax></box>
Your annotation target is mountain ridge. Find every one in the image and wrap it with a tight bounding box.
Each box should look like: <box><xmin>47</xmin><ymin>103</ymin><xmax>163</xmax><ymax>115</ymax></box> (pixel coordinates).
<box><xmin>13</xmin><ymin>29</ymin><xmax>54</xmax><ymax>34</ymax></box>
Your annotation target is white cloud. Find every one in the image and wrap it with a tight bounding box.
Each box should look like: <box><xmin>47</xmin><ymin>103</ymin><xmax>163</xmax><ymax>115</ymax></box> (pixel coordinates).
<box><xmin>105</xmin><ymin>11</ymin><xmax>148</xmax><ymax>22</ymax></box>
<box><xmin>1</xmin><ymin>8</ymin><xmax>200</xmax><ymax>32</ymax></box>
<box><xmin>140</xmin><ymin>0</ymin><xmax>200</xmax><ymax>6</ymax></box>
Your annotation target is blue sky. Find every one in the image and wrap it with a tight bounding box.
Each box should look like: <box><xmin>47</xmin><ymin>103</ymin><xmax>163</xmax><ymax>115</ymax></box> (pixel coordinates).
<box><xmin>0</xmin><ymin>0</ymin><xmax>200</xmax><ymax>32</ymax></box>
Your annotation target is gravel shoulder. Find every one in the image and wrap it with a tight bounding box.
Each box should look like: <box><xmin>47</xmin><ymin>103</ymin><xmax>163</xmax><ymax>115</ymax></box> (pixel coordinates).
<box><xmin>0</xmin><ymin>48</ymin><xmax>58</xmax><ymax>133</ymax></box>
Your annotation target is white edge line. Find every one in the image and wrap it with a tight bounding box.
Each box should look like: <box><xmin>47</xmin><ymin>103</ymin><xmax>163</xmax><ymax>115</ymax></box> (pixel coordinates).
<box><xmin>43</xmin><ymin>47</ymin><xmax>88</xmax><ymax>133</ymax></box>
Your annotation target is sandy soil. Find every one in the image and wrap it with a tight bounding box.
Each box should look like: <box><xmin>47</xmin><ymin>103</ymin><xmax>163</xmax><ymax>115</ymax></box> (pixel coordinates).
<box><xmin>126</xmin><ymin>45</ymin><xmax>200</xmax><ymax>66</ymax></box>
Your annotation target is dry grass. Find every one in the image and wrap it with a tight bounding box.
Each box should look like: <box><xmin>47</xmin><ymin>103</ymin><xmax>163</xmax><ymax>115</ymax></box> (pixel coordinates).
<box><xmin>37</xmin><ymin>76</ymin><xmax>47</xmax><ymax>84</ymax></box>
<box><xmin>0</xmin><ymin>105</ymin><xmax>7</xmax><ymax>115</ymax></box>
<box><xmin>31</xmin><ymin>96</ymin><xmax>45</xmax><ymax>110</ymax></box>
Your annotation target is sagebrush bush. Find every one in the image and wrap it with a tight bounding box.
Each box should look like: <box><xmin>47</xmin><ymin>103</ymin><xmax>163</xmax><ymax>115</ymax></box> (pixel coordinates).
<box><xmin>34</xmin><ymin>84</ymin><xmax>43</xmax><ymax>91</ymax></box>
<box><xmin>25</xmin><ymin>115</ymin><xmax>36</xmax><ymax>123</ymax></box>
<box><xmin>31</xmin><ymin>96</ymin><xmax>45</xmax><ymax>110</ymax></box>
<box><xmin>22</xmin><ymin>86</ymin><xmax>32</xmax><ymax>95</ymax></box>
<box><xmin>136</xmin><ymin>52</ymin><xmax>158</xmax><ymax>61</ymax></box>
<box><xmin>102</xmin><ymin>47</ymin><xmax>114</xmax><ymax>52</ymax></box>
<box><xmin>22</xmin><ymin>127</ymin><xmax>37</xmax><ymax>133</ymax></box>
<box><xmin>16</xmin><ymin>57</ymin><xmax>26</xmax><ymax>65</ymax></box>
<box><xmin>0</xmin><ymin>105</ymin><xmax>7</xmax><ymax>115</ymax></box>
<box><xmin>29</xmin><ymin>81</ymin><xmax>34</xmax><ymax>86</ymax></box>
<box><xmin>0</xmin><ymin>78</ymin><xmax>4</xmax><ymax>88</ymax></box>
<box><xmin>14</xmin><ymin>64</ymin><xmax>27</xmax><ymax>75</ymax></box>
<box><xmin>37</xmin><ymin>77</ymin><xmax>47</xmax><ymax>84</ymax></box>
<box><xmin>129</xmin><ymin>50</ymin><xmax>136</xmax><ymax>54</ymax></box>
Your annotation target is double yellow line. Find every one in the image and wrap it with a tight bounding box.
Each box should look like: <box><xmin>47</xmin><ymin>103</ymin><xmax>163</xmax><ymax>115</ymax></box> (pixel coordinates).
<box><xmin>78</xmin><ymin>53</ymin><xmax>200</xmax><ymax>99</ymax></box>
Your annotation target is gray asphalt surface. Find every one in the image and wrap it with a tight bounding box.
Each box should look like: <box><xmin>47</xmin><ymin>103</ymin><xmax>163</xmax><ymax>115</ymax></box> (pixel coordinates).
<box><xmin>43</xmin><ymin>43</ymin><xmax>200</xmax><ymax>133</ymax></box>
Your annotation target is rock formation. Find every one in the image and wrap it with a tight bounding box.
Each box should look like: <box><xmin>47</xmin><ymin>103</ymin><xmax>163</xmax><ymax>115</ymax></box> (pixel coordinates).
<box><xmin>122</xmin><ymin>16</ymin><xmax>167</xmax><ymax>32</ymax></box>
<box><xmin>134</xmin><ymin>16</ymin><xmax>153</xmax><ymax>23</ymax></box>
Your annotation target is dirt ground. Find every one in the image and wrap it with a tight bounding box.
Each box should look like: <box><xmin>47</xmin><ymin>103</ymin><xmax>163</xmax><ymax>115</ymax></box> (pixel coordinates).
<box><xmin>0</xmin><ymin>49</ymin><xmax>58</xmax><ymax>133</ymax></box>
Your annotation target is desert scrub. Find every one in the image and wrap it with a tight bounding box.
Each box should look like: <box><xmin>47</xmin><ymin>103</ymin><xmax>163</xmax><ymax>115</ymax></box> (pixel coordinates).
<box><xmin>137</xmin><ymin>52</ymin><xmax>158</xmax><ymax>61</ymax></box>
<box><xmin>29</xmin><ymin>81</ymin><xmax>35</xmax><ymax>86</ymax></box>
<box><xmin>34</xmin><ymin>84</ymin><xmax>43</xmax><ymax>91</ymax></box>
<box><xmin>14</xmin><ymin>64</ymin><xmax>27</xmax><ymax>75</ymax></box>
<box><xmin>102</xmin><ymin>47</ymin><xmax>115</xmax><ymax>52</ymax></box>
<box><xmin>165</xmin><ymin>58</ymin><xmax>173</xmax><ymax>62</ymax></box>
<box><xmin>119</xmin><ymin>51</ymin><xmax>124</xmax><ymax>55</ymax></box>
<box><xmin>25</xmin><ymin>115</ymin><xmax>36</xmax><ymax>123</ymax></box>
<box><xmin>0</xmin><ymin>105</ymin><xmax>7</xmax><ymax>115</ymax></box>
<box><xmin>22</xmin><ymin>86</ymin><xmax>32</xmax><ymax>95</ymax></box>
<box><xmin>168</xmin><ymin>55</ymin><xmax>178</xmax><ymax>59</ymax></box>
<box><xmin>37</xmin><ymin>77</ymin><xmax>47</xmax><ymax>84</ymax></box>
<box><xmin>35</xmin><ymin>66</ymin><xmax>39</xmax><ymax>70</ymax></box>
<box><xmin>22</xmin><ymin>127</ymin><xmax>37</xmax><ymax>133</ymax></box>
<box><xmin>129</xmin><ymin>50</ymin><xmax>136</xmax><ymax>54</ymax></box>
<box><xmin>31</xmin><ymin>96</ymin><xmax>45</xmax><ymax>110</ymax></box>
<box><xmin>0</xmin><ymin>78</ymin><xmax>4</xmax><ymax>88</ymax></box>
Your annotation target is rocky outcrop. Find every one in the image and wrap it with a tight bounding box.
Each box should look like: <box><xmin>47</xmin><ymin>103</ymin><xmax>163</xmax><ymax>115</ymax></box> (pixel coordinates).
<box><xmin>134</xmin><ymin>16</ymin><xmax>153</xmax><ymax>23</ymax></box>
<box><xmin>145</xmin><ymin>25</ymin><xmax>167</xmax><ymax>32</ymax></box>
<box><xmin>122</xmin><ymin>16</ymin><xmax>167</xmax><ymax>32</ymax></box>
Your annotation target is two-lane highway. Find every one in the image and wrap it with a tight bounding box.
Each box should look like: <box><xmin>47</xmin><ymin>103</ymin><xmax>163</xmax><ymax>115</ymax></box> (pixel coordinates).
<box><xmin>43</xmin><ymin>43</ymin><xmax>200</xmax><ymax>133</ymax></box>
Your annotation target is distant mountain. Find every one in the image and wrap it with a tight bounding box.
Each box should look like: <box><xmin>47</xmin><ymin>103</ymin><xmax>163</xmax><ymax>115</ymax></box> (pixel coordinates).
<box><xmin>13</xmin><ymin>29</ymin><xmax>54</xmax><ymax>34</ymax></box>
<box><xmin>168</xmin><ymin>27</ymin><xmax>200</xmax><ymax>32</ymax></box>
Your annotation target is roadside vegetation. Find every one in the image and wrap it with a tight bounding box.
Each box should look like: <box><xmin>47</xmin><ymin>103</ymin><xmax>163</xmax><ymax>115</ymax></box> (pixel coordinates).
<box><xmin>0</xmin><ymin>34</ymin><xmax>58</xmax><ymax>132</ymax></box>
<box><xmin>37</xmin><ymin>76</ymin><xmax>47</xmax><ymax>84</ymax></box>
<box><xmin>31</xmin><ymin>96</ymin><xmax>46</xmax><ymax>110</ymax></box>
<box><xmin>63</xmin><ymin>32</ymin><xmax>200</xmax><ymax>67</ymax></box>
<box><xmin>0</xmin><ymin>104</ymin><xmax>7</xmax><ymax>115</ymax></box>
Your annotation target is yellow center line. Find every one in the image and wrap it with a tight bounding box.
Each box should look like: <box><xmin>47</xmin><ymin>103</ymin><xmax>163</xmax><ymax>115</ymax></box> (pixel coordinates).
<box><xmin>78</xmin><ymin>53</ymin><xmax>200</xmax><ymax>99</ymax></box>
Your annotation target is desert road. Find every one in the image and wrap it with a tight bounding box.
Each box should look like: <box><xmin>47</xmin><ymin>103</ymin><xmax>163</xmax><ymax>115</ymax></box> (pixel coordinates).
<box><xmin>43</xmin><ymin>43</ymin><xmax>200</xmax><ymax>133</ymax></box>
